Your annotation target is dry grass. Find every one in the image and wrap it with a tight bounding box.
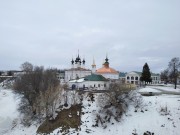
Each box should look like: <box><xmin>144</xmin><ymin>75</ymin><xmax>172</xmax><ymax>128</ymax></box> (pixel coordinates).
<box><xmin>37</xmin><ymin>104</ymin><xmax>82</xmax><ymax>134</ymax></box>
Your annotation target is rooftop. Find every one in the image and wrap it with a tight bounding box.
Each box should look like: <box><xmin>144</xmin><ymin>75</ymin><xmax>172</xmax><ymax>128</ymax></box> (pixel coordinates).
<box><xmin>84</xmin><ymin>74</ymin><xmax>108</xmax><ymax>81</ymax></box>
<box><xmin>96</xmin><ymin>67</ymin><xmax>118</xmax><ymax>74</ymax></box>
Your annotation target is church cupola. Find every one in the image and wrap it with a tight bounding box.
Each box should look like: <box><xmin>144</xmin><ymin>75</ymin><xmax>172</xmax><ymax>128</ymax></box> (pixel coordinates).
<box><xmin>77</xmin><ymin>54</ymin><xmax>80</xmax><ymax>61</ymax></box>
<box><xmin>71</xmin><ymin>58</ymin><xmax>74</xmax><ymax>64</ymax></box>
<box><xmin>104</xmin><ymin>55</ymin><xmax>109</xmax><ymax>68</ymax></box>
<box><xmin>72</xmin><ymin>51</ymin><xmax>85</xmax><ymax>69</ymax></box>
<box><xmin>82</xmin><ymin>59</ymin><xmax>85</xmax><ymax>65</ymax></box>
<box><xmin>82</xmin><ymin>58</ymin><xmax>85</xmax><ymax>68</ymax></box>
<box><xmin>71</xmin><ymin>58</ymin><xmax>74</xmax><ymax>69</ymax></box>
<box><xmin>75</xmin><ymin>52</ymin><xmax>81</xmax><ymax>68</ymax></box>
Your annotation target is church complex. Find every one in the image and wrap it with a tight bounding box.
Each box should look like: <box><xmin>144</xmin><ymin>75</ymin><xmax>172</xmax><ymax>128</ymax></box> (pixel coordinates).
<box><xmin>58</xmin><ymin>52</ymin><xmax>161</xmax><ymax>90</ymax></box>
<box><xmin>63</xmin><ymin>52</ymin><xmax>119</xmax><ymax>90</ymax></box>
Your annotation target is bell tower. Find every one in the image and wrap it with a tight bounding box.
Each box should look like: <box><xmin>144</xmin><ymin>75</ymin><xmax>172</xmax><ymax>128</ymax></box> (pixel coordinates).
<box><xmin>92</xmin><ymin>57</ymin><xmax>96</xmax><ymax>73</ymax></box>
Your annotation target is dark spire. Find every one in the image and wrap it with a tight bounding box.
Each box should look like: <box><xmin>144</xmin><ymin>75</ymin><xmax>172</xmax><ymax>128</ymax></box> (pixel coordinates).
<box><xmin>76</xmin><ymin>50</ymin><xmax>81</xmax><ymax>62</ymax></box>
<box><xmin>82</xmin><ymin>58</ymin><xmax>85</xmax><ymax>64</ymax></box>
<box><xmin>105</xmin><ymin>54</ymin><xmax>109</xmax><ymax>63</ymax></box>
<box><xmin>71</xmin><ymin>58</ymin><xmax>74</xmax><ymax>64</ymax></box>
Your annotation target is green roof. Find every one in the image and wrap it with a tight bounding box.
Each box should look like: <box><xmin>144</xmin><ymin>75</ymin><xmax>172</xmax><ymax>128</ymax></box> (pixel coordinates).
<box><xmin>84</xmin><ymin>74</ymin><xmax>108</xmax><ymax>81</ymax></box>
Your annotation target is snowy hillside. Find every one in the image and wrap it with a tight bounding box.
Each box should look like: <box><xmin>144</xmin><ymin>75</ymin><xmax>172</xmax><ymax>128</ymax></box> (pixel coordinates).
<box><xmin>0</xmin><ymin>86</ymin><xmax>180</xmax><ymax>135</ymax></box>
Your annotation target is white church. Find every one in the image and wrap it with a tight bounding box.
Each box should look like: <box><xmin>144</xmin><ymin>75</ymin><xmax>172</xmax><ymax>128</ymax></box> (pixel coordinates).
<box><xmin>64</xmin><ymin>54</ymin><xmax>92</xmax><ymax>82</ymax></box>
<box><xmin>65</xmin><ymin>53</ymin><xmax>119</xmax><ymax>82</ymax></box>
<box><xmin>64</xmin><ymin>53</ymin><xmax>119</xmax><ymax>90</ymax></box>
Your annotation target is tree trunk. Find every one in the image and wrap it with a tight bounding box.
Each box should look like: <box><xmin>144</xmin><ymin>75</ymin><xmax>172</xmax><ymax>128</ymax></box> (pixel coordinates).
<box><xmin>175</xmin><ymin>78</ymin><xmax>177</xmax><ymax>89</ymax></box>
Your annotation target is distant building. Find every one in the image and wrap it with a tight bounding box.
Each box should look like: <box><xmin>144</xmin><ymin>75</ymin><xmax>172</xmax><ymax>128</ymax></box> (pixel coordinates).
<box><xmin>151</xmin><ymin>73</ymin><xmax>161</xmax><ymax>84</ymax></box>
<box><xmin>56</xmin><ymin>70</ymin><xmax>65</xmax><ymax>83</ymax></box>
<box><xmin>177</xmin><ymin>77</ymin><xmax>180</xmax><ymax>84</ymax></box>
<box><xmin>126</xmin><ymin>71</ymin><xmax>141</xmax><ymax>85</ymax></box>
<box><xmin>125</xmin><ymin>71</ymin><xmax>161</xmax><ymax>85</ymax></box>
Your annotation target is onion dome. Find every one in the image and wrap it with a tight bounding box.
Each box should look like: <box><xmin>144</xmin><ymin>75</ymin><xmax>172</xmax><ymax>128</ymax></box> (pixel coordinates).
<box><xmin>71</xmin><ymin>58</ymin><xmax>74</xmax><ymax>64</ymax></box>
<box><xmin>96</xmin><ymin>55</ymin><xmax>118</xmax><ymax>74</ymax></box>
<box><xmin>105</xmin><ymin>56</ymin><xmax>109</xmax><ymax>64</ymax></box>
<box><xmin>82</xmin><ymin>59</ymin><xmax>85</xmax><ymax>64</ymax></box>
<box><xmin>76</xmin><ymin>54</ymin><xmax>80</xmax><ymax>61</ymax></box>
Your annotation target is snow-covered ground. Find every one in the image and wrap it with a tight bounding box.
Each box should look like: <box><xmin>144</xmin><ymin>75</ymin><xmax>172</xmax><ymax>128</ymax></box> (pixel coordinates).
<box><xmin>0</xmin><ymin>88</ymin><xmax>38</xmax><ymax>135</ymax></box>
<box><xmin>0</xmin><ymin>89</ymin><xmax>20</xmax><ymax>134</ymax></box>
<box><xmin>138</xmin><ymin>87</ymin><xmax>161</xmax><ymax>93</ymax></box>
<box><xmin>0</xmin><ymin>86</ymin><xmax>180</xmax><ymax>135</ymax></box>
<box><xmin>148</xmin><ymin>85</ymin><xmax>180</xmax><ymax>92</ymax></box>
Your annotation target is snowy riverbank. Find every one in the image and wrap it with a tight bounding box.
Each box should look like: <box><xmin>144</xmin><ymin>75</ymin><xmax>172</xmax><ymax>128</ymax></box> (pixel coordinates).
<box><xmin>0</xmin><ymin>86</ymin><xmax>180</xmax><ymax>135</ymax></box>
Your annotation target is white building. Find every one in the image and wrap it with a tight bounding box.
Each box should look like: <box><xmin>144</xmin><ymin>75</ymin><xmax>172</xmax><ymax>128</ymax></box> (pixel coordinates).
<box><xmin>125</xmin><ymin>71</ymin><xmax>161</xmax><ymax>85</ymax></box>
<box><xmin>177</xmin><ymin>74</ymin><xmax>180</xmax><ymax>84</ymax></box>
<box><xmin>65</xmin><ymin>54</ymin><xmax>92</xmax><ymax>82</ymax></box>
<box><xmin>151</xmin><ymin>73</ymin><xmax>161</xmax><ymax>84</ymax></box>
<box><xmin>96</xmin><ymin>56</ymin><xmax>119</xmax><ymax>80</ymax></box>
<box><xmin>68</xmin><ymin>74</ymin><xmax>109</xmax><ymax>90</ymax></box>
<box><xmin>126</xmin><ymin>71</ymin><xmax>141</xmax><ymax>85</ymax></box>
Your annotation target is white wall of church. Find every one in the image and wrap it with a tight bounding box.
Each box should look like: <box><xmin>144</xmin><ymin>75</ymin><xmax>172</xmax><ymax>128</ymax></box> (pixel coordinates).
<box><xmin>69</xmin><ymin>81</ymin><xmax>109</xmax><ymax>90</ymax></box>
<box><xmin>97</xmin><ymin>73</ymin><xmax>119</xmax><ymax>80</ymax></box>
<box><xmin>65</xmin><ymin>70</ymin><xmax>91</xmax><ymax>82</ymax></box>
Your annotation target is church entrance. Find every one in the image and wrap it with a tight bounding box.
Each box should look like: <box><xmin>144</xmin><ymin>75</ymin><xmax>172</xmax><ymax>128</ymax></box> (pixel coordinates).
<box><xmin>72</xmin><ymin>84</ymin><xmax>76</xmax><ymax>90</ymax></box>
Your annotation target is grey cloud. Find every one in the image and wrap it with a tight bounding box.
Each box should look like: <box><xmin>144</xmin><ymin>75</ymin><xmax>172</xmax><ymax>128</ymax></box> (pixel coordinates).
<box><xmin>0</xmin><ymin>0</ymin><xmax>180</xmax><ymax>73</ymax></box>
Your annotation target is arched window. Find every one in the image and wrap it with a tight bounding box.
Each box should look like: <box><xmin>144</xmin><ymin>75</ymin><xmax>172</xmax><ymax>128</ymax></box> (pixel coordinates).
<box><xmin>135</xmin><ymin>77</ymin><xmax>138</xmax><ymax>80</ymax></box>
<box><xmin>131</xmin><ymin>76</ymin><xmax>134</xmax><ymax>80</ymax></box>
<box><xmin>127</xmin><ymin>76</ymin><xmax>130</xmax><ymax>80</ymax></box>
<box><xmin>72</xmin><ymin>84</ymin><xmax>76</xmax><ymax>90</ymax></box>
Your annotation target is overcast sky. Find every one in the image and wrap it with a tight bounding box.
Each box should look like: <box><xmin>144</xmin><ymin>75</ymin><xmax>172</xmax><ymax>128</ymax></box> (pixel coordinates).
<box><xmin>0</xmin><ymin>0</ymin><xmax>180</xmax><ymax>73</ymax></box>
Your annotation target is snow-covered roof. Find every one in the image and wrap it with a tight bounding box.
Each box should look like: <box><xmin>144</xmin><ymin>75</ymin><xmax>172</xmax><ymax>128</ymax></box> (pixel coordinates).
<box><xmin>69</xmin><ymin>78</ymin><xmax>85</xmax><ymax>83</ymax></box>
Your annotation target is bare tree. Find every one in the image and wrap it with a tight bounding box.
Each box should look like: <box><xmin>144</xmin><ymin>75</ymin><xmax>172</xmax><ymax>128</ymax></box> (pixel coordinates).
<box><xmin>39</xmin><ymin>69</ymin><xmax>62</xmax><ymax>118</ymax></box>
<box><xmin>14</xmin><ymin>62</ymin><xmax>62</xmax><ymax>124</ymax></box>
<box><xmin>96</xmin><ymin>82</ymin><xmax>138</xmax><ymax>126</ymax></box>
<box><xmin>168</xmin><ymin>57</ymin><xmax>180</xmax><ymax>89</ymax></box>
<box><xmin>20</xmin><ymin>61</ymin><xmax>33</xmax><ymax>73</ymax></box>
<box><xmin>160</xmin><ymin>69</ymin><xmax>169</xmax><ymax>84</ymax></box>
